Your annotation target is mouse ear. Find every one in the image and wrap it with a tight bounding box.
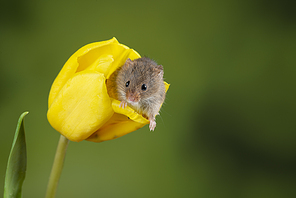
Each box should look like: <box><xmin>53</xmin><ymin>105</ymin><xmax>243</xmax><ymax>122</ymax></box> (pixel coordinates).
<box><xmin>125</xmin><ymin>58</ymin><xmax>133</xmax><ymax>65</ymax></box>
<box><xmin>154</xmin><ymin>65</ymin><xmax>164</xmax><ymax>76</ymax></box>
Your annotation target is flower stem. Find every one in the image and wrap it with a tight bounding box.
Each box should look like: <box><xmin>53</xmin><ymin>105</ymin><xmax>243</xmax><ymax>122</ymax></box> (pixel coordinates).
<box><xmin>45</xmin><ymin>135</ymin><xmax>69</xmax><ymax>198</ymax></box>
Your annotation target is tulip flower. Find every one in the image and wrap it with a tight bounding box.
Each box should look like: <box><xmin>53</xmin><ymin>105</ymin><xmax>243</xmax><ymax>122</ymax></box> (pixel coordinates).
<box><xmin>47</xmin><ymin>37</ymin><xmax>169</xmax><ymax>143</ymax></box>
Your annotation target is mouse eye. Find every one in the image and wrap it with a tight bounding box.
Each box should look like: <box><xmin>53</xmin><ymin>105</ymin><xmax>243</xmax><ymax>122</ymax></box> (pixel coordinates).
<box><xmin>141</xmin><ymin>84</ymin><xmax>147</xmax><ymax>91</ymax></box>
<box><xmin>125</xmin><ymin>81</ymin><xmax>130</xmax><ymax>87</ymax></box>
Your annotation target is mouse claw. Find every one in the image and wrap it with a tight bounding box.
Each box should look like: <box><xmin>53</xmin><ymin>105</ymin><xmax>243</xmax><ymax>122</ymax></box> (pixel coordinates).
<box><xmin>119</xmin><ymin>101</ymin><xmax>127</xmax><ymax>108</ymax></box>
<box><xmin>149</xmin><ymin>119</ymin><xmax>156</xmax><ymax>131</ymax></box>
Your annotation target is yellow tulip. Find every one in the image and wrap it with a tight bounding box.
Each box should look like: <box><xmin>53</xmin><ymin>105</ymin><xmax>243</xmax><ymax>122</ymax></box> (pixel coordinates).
<box><xmin>47</xmin><ymin>37</ymin><xmax>169</xmax><ymax>142</ymax></box>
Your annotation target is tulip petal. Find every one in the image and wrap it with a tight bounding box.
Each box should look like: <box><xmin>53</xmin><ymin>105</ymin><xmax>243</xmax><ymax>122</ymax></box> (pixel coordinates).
<box><xmin>48</xmin><ymin>38</ymin><xmax>141</xmax><ymax>107</ymax></box>
<box><xmin>47</xmin><ymin>71</ymin><xmax>113</xmax><ymax>142</ymax></box>
<box><xmin>86</xmin><ymin>112</ymin><xmax>146</xmax><ymax>142</ymax></box>
<box><xmin>86</xmin><ymin>99</ymin><xmax>149</xmax><ymax>142</ymax></box>
<box><xmin>48</xmin><ymin>38</ymin><xmax>119</xmax><ymax>107</ymax></box>
<box><xmin>164</xmin><ymin>82</ymin><xmax>170</xmax><ymax>92</ymax></box>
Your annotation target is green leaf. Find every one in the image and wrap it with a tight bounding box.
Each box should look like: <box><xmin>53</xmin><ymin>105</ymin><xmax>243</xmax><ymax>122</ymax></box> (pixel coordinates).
<box><xmin>4</xmin><ymin>112</ymin><xmax>29</xmax><ymax>198</ymax></box>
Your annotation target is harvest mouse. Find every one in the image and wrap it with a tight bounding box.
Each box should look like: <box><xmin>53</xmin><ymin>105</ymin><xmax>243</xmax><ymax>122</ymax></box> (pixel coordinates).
<box><xmin>107</xmin><ymin>57</ymin><xmax>166</xmax><ymax>131</ymax></box>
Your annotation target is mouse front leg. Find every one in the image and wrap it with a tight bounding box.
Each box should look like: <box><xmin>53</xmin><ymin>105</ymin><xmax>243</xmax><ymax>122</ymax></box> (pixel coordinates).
<box><xmin>149</xmin><ymin>117</ymin><xmax>156</xmax><ymax>131</ymax></box>
<box><xmin>119</xmin><ymin>101</ymin><xmax>128</xmax><ymax>108</ymax></box>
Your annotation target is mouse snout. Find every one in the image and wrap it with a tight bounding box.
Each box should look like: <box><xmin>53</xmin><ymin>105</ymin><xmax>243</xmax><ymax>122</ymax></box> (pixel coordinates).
<box><xmin>126</xmin><ymin>91</ymin><xmax>140</xmax><ymax>103</ymax></box>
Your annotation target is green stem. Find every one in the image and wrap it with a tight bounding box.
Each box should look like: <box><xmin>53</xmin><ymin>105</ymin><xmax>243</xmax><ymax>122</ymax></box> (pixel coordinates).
<box><xmin>45</xmin><ymin>135</ymin><xmax>69</xmax><ymax>198</ymax></box>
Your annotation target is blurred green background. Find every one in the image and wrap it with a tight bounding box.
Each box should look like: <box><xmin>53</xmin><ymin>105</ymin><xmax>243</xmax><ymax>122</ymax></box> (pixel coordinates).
<box><xmin>1</xmin><ymin>0</ymin><xmax>296</xmax><ymax>197</ymax></box>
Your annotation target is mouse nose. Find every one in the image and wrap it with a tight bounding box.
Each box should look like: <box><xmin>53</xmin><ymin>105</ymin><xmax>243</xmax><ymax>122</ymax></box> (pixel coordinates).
<box><xmin>129</xmin><ymin>97</ymin><xmax>136</xmax><ymax>102</ymax></box>
<box><xmin>126</xmin><ymin>92</ymin><xmax>140</xmax><ymax>103</ymax></box>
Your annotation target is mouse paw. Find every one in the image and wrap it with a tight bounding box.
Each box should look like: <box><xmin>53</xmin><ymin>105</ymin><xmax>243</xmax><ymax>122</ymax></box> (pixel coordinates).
<box><xmin>119</xmin><ymin>101</ymin><xmax>127</xmax><ymax>108</ymax></box>
<box><xmin>149</xmin><ymin>119</ymin><xmax>156</xmax><ymax>131</ymax></box>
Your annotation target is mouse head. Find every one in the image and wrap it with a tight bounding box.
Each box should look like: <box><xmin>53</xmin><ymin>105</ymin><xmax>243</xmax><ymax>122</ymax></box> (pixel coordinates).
<box><xmin>116</xmin><ymin>57</ymin><xmax>164</xmax><ymax>104</ymax></box>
